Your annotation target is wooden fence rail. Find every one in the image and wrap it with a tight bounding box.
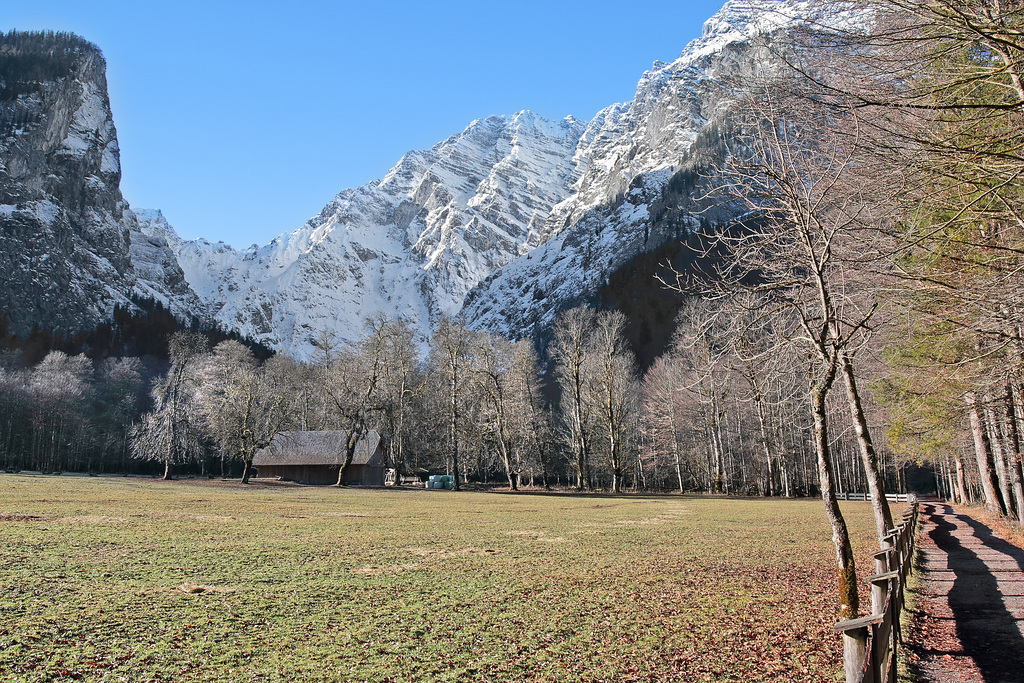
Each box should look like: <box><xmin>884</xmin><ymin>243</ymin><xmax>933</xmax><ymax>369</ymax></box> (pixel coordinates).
<box><xmin>837</xmin><ymin>493</ymin><xmax>913</xmax><ymax>503</ymax></box>
<box><xmin>833</xmin><ymin>497</ymin><xmax>919</xmax><ymax>683</ymax></box>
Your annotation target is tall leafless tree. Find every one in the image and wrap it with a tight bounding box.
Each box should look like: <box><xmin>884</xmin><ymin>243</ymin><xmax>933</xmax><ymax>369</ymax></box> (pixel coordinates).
<box><xmin>587</xmin><ymin>310</ymin><xmax>639</xmax><ymax>493</ymax></box>
<box><xmin>430</xmin><ymin>315</ymin><xmax>475</xmax><ymax>490</ymax></box>
<box><xmin>202</xmin><ymin>341</ymin><xmax>299</xmax><ymax>483</ymax></box>
<box><xmin>550</xmin><ymin>306</ymin><xmax>598</xmax><ymax>490</ymax></box>
<box><xmin>131</xmin><ymin>331</ymin><xmax>208</xmax><ymax>480</ymax></box>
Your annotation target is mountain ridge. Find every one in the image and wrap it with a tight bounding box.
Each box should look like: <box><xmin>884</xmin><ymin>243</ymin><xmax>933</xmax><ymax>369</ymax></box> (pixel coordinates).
<box><xmin>0</xmin><ymin>1</ymin><xmax>865</xmax><ymax>358</ymax></box>
<box><xmin>151</xmin><ymin>0</ymin><xmax>844</xmax><ymax>358</ymax></box>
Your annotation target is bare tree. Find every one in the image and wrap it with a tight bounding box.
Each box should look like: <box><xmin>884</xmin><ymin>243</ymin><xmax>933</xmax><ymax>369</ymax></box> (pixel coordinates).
<box><xmin>131</xmin><ymin>331</ymin><xmax>208</xmax><ymax>480</ymax></box>
<box><xmin>789</xmin><ymin>0</ymin><xmax>1024</xmax><ymax>518</ymax></box>
<box><xmin>377</xmin><ymin>318</ymin><xmax>422</xmax><ymax>484</ymax></box>
<box><xmin>471</xmin><ymin>330</ymin><xmax>521</xmax><ymax>489</ymax></box>
<box><xmin>587</xmin><ymin>310</ymin><xmax>639</xmax><ymax>493</ymax></box>
<box><xmin>727</xmin><ymin>297</ymin><xmax>799</xmax><ymax>496</ymax></box>
<box><xmin>429</xmin><ymin>315</ymin><xmax>475</xmax><ymax>490</ymax></box>
<box><xmin>549</xmin><ymin>306</ymin><xmax>598</xmax><ymax>489</ymax></box>
<box><xmin>202</xmin><ymin>341</ymin><xmax>299</xmax><ymax>483</ymax></box>
<box><xmin>721</xmin><ymin>59</ymin><xmax>901</xmax><ymax>534</ymax></box>
<box><xmin>28</xmin><ymin>351</ymin><xmax>94</xmax><ymax>473</ymax></box>
<box><xmin>642</xmin><ymin>355</ymin><xmax>687</xmax><ymax>492</ymax></box>
<box><xmin>95</xmin><ymin>357</ymin><xmax>144</xmax><ymax>473</ymax></box>
<box><xmin>672</xmin><ymin>300</ymin><xmax>735</xmax><ymax>494</ymax></box>
<box><xmin>510</xmin><ymin>340</ymin><xmax>556</xmax><ymax>488</ymax></box>
<box><xmin>316</xmin><ymin>320</ymin><xmax>391</xmax><ymax>487</ymax></box>
<box><xmin>683</xmin><ymin>75</ymin><xmax>909</xmax><ymax>614</ymax></box>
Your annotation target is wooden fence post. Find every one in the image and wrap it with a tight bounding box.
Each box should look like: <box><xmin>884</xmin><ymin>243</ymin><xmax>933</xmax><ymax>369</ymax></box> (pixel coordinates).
<box><xmin>834</xmin><ymin>498</ymin><xmax>918</xmax><ymax>683</ymax></box>
<box><xmin>835</xmin><ymin>618</ymin><xmax>878</xmax><ymax>683</ymax></box>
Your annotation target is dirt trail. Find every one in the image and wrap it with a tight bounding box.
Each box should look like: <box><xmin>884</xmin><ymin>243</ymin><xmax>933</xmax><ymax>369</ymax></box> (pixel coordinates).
<box><xmin>905</xmin><ymin>502</ymin><xmax>1024</xmax><ymax>683</ymax></box>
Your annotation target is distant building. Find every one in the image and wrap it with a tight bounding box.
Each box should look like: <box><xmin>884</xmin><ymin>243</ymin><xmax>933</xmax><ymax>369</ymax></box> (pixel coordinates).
<box><xmin>253</xmin><ymin>430</ymin><xmax>390</xmax><ymax>486</ymax></box>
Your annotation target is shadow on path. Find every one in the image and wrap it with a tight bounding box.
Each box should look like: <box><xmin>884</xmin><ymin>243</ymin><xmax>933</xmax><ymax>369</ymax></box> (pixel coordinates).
<box><xmin>924</xmin><ymin>502</ymin><xmax>1024</xmax><ymax>682</ymax></box>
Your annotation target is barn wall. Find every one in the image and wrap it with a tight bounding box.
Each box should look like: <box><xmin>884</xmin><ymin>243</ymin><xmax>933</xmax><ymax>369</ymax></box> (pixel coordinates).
<box><xmin>346</xmin><ymin>464</ymin><xmax>384</xmax><ymax>486</ymax></box>
<box><xmin>255</xmin><ymin>464</ymin><xmax>384</xmax><ymax>486</ymax></box>
<box><xmin>255</xmin><ymin>465</ymin><xmax>339</xmax><ymax>485</ymax></box>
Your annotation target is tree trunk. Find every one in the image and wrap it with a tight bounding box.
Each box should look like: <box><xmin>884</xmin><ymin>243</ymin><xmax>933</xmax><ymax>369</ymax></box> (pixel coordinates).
<box><xmin>162</xmin><ymin>459</ymin><xmax>173</xmax><ymax>481</ymax></box>
<box><xmin>704</xmin><ymin>424</ymin><xmax>715</xmax><ymax>494</ymax></box>
<box><xmin>839</xmin><ymin>353</ymin><xmax>894</xmax><ymax>545</ymax></box>
<box><xmin>500</xmin><ymin>439</ymin><xmax>517</xmax><ymax>491</ymax></box>
<box><xmin>953</xmin><ymin>450</ymin><xmax>968</xmax><ymax>505</ymax></box>
<box><xmin>335</xmin><ymin>429</ymin><xmax>362</xmax><ymax>487</ymax></box>
<box><xmin>754</xmin><ymin>394</ymin><xmax>775</xmax><ymax>496</ymax></box>
<box><xmin>609</xmin><ymin>424</ymin><xmax>621</xmax><ymax>494</ymax></box>
<box><xmin>812</xmin><ymin>375</ymin><xmax>859</xmax><ymax>620</ymax></box>
<box><xmin>241</xmin><ymin>460</ymin><xmax>253</xmax><ymax>484</ymax></box>
<box><xmin>714</xmin><ymin>395</ymin><xmax>727</xmax><ymax>493</ymax></box>
<box><xmin>966</xmin><ymin>391</ymin><xmax>1007</xmax><ymax>515</ymax></box>
<box><xmin>573</xmin><ymin>379</ymin><xmax>589</xmax><ymax>491</ymax></box>
<box><xmin>449</xmin><ymin>370</ymin><xmax>461</xmax><ymax>491</ymax></box>
<box><xmin>1000</xmin><ymin>386</ymin><xmax>1024</xmax><ymax>524</ymax></box>
<box><xmin>394</xmin><ymin>376</ymin><xmax>407</xmax><ymax>484</ymax></box>
<box><xmin>672</xmin><ymin>428</ymin><xmax>684</xmax><ymax>494</ymax></box>
<box><xmin>984</xmin><ymin>396</ymin><xmax>1016</xmax><ymax>520</ymax></box>
<box><xmin>709</xmin><ymin>394</ymin><xmax>724</xmax><ymax>493</ymax></box>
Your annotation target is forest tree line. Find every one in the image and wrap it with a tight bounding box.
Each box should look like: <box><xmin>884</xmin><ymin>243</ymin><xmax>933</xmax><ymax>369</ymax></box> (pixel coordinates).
<box><xmin>0</xmin><ymin>299</ymin><xmax>910</xmax><ymax>500</ymax></box>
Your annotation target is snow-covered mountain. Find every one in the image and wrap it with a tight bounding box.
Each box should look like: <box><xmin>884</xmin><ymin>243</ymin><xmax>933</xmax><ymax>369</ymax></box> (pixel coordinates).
<box><xmin>140</xmin><ymin>111</ymin><xmax>587</xmax><ymax>354</ymax></box>
<box><xmin>0</xmin><ymin>31</ymin><xmax>204</xmax><ymax>337</ymax></box>
<box><xmin>1</xmin><ymin>0</ymin><xmax>861</xmax><ymax>355</ymax></box>
<box><xmin>151</xmin><ymin>0</ymin><xmax>851</xmax><ymax>359</ymax></box>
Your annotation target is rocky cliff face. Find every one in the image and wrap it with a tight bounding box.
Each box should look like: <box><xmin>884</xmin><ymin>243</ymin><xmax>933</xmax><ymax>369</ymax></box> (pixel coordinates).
<box><xmin>161</xmin><ymin>111</ymin><xmax>587</xmax><ymax>356</ymax></box>
<box><xmin>130</xmin><ymin>208</ymin><xmax>205</xmax><ymax>313</ymax></box>
<box><xmin>0</xmin><ymin>32</ymin><xmax>134</xmax><ymax>336</ymax></box>
<box><xmin>460</xmin><ymin>0</ymin><xmax>804</xmax><ymax>339</ymax></box>
<box><xmin>161</xmin><ymin>0</ymin><xmax>840</xmax><ymax>358</ymax></box>
<box><xmin>0</xmin><ymin>31</ymin><xmax>203</xmax><ymax>336</ymax></box>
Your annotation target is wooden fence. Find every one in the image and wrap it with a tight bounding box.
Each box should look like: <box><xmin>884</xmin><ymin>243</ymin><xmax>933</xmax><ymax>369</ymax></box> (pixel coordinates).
<box><xmin>833</xmin><ymin>498</ymin><xmax>920</xmax><ymax>683</ymax></box>
<box><xmin>836</xmin><ymin>492</ymin><xmax>913</xmax><ymax>503</ymax></box>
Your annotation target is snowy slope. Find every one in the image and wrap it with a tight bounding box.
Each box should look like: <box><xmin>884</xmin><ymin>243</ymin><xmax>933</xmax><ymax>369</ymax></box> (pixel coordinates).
<box><xmin>162</xmin><ymin>112</ymin><xmax>586</xmax><ymax>355</ymax></box>
<box><xmin>130</xmin><ymin>209</ymin><xmax>206</xmax><ymax>316</ymax></box>
<box><xmin>157</xmin><ymin>0</ymin><xmax>862</xmax><ymax>358</ymax></box>
<box><xmin>463</xmin><ymin>0</ymin><xmax>845</xmax><ymax>337</ymax></box>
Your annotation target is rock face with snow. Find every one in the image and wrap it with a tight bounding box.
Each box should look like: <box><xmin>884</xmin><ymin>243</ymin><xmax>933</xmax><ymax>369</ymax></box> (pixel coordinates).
<box><xmin>160</xmin><ymin>0</ymin><xmax>844</xmax><ymax>358</ymax></box>
<box><xmin>130</xmin><ymin>209</ymin><xmax>205</xmax><ymax>314</ymax></box>
<box><xmin>0</xmin><ymin>32</ymin><xmax>135</xmax><ymax>336</ymax></box>
<box><xmin>160</xmin><ymin>112</ymin><xmax>588</xmax><ymax>355</ymax></box>
<box><xmin>0</xmin><ymin>31</ymin><xmax>203</xmax><ymax>336</ymax></box>
<box><xmin>1</xmin><ymin>1</ymin><xmax>856</xmax><ymax>354</ymax></box>
<box><xmin>460</xmin><ymin>0</ymin><xmax>820</xmax><ymax>338</ymax></box>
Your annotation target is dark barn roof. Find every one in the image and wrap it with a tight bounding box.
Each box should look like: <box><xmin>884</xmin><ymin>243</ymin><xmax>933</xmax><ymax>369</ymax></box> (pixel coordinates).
<box><xmin>253</xmin><ymin>430</ymin><xmax>386</xmax><ymax>467</ymax></box>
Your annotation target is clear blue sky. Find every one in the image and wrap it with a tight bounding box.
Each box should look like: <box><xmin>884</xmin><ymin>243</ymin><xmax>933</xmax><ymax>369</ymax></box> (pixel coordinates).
<box><xmin>5</xmin><ymin>0</ymin><xmax>726</xmax><ymax>248</ymax></box>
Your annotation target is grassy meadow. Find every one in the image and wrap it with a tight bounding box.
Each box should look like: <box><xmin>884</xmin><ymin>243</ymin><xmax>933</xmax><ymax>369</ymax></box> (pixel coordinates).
<box><xmin>0</xmin><ymin>475</ymin><xmax>886</xmax><ymax>682</ymax></box>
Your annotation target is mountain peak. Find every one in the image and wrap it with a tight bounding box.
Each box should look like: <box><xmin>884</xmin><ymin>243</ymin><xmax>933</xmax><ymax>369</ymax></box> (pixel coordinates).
<box><xmin>145</xmin><ymin>0</ymin><xmax>853</xmax><ymax>358</ymax></box>
<box><xmin>2</xmin><ymin>1</ymin><xmax>860</xmax><ymax>357</ymax></box>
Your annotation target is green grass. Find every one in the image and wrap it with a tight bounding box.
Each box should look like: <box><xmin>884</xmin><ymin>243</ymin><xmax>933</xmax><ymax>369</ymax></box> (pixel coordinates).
<box><xmin>0</xmin><ymin>475</ymin><xmax>884</xmax><ymax>682</ymax></box>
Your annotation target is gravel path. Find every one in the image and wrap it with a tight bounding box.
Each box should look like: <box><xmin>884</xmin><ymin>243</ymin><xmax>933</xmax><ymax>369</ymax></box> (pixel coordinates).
<box><xmin>904</xmin><ymin>502</ymin><xmax>1024</xmax><ymax>683</ymax></box>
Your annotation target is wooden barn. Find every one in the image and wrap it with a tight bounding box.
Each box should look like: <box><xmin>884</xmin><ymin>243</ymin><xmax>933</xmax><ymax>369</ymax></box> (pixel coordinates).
<box><xmin>253</xmin><ymin>430</ymin><xmax>390</xmax><ymax>486</ymax></box>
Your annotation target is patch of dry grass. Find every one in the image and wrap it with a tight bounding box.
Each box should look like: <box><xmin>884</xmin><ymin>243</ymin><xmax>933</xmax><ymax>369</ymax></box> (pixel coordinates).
<box><xmin>0</xmin><ymin>474</ymin><xmax>883</xmax><ymax>682</ymax></box>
